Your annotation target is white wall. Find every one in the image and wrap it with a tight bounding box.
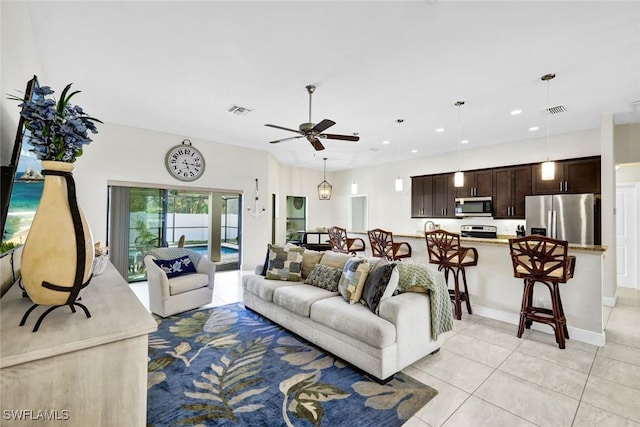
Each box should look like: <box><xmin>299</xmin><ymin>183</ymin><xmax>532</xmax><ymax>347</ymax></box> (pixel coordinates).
<box><xmin>0</xmin><ymin>1</ymin><xmax>45</xmax><ymax>164</ymax></box>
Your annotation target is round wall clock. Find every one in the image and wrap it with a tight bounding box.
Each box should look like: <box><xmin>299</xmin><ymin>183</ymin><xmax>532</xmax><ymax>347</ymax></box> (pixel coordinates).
<box><xmin>165</xmin><ymin>139</ymin><xmax>205</xmax><ymax>182</ymax></box>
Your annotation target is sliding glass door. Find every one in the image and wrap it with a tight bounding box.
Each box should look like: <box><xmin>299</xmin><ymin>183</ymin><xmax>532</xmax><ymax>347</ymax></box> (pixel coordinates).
<box><xmin>108</xmin><ymin>185</ymin><xmax>240</xmax><ymax>282</ymax></box>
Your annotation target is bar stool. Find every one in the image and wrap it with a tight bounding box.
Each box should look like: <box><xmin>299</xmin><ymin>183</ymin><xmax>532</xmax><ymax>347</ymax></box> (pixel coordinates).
<box><xmin>425</xmin><ymin>230</ymin><xmax>478</xmax><ymax>320</ymax></box>
<box><xmin>508</xmin><ymin>236</ymin><xmax>576</xmax><ymax>349</ymax></box>
<box><xmin>367</xmin><ymin>228</ymin><xmax>412</xmax><ymax>261</ymax></box>
<box><xmin>327</xmin><ymin>226</ymin><xmax>366</xmax><ymax>255</ymax></box>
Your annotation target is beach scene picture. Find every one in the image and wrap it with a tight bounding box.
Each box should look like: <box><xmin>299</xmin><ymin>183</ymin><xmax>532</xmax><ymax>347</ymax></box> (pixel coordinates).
<box><xmin>3</xmin><ymin>141</ymin><xmax>43</xmax><ymax>245</ymax></box>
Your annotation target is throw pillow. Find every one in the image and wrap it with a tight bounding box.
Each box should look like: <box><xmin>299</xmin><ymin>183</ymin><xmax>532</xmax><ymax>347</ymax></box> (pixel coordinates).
<box><xmin>319</xmin><ymin>251</ymin><xmax>352</xmax><ymax>270</ymax></box>
<box><xmin>152</xmin><ymin>256</ymin><xmax>197</xmax><ymax>279</ymax></box>
<box><xmin>265</xmin><ymin>244</ymin><xmax>305</xmax><ymax>281</ymax></box>
<box><xmin>302</xmin><ymin>249</ymin><xmax>324</xmax><ymax>279</ymax></box>
<box><xmin>259</xmin><ymin>246</ymin><xmax>270</xmax><ymax>276</ymax></box>
<box><xmin>337</xmin><ymin>257</ymin><xmax>371</xmax><ymax>304</ymax></box>
<box><xmin>304</xmin><ymin>264</ymin><xmax>342</xmax><ymax>292</ymax></box>
<box><xmin>361</xmin><ymin>259</ymin><xmax>398</xmax><ymax>314</ymax></box>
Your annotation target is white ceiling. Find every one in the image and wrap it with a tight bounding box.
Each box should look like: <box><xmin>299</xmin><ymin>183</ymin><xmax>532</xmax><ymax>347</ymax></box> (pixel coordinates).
<box><xmin>25</xmin><ymin>1</ymin><xmax>640</xmax><ymax>171</ymax></box>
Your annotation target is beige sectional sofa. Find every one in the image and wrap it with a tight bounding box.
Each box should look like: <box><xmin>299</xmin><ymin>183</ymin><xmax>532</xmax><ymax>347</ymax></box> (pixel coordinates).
<box><xmin>242</xmin><ymin>248</ymin><xmax>445</xmax><ymax>381</ymax></box>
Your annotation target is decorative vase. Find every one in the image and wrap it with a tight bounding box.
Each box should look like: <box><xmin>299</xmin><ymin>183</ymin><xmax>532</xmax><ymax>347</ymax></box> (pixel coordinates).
<box><xmin>21</xmin><ymin>161</ymin><xmax>94</xmax><ymax>306</ymax></box>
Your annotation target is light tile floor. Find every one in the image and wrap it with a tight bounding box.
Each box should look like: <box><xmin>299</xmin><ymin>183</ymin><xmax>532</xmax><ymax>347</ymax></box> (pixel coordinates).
<box><xmin>131</xmin><ymin>273</ymin><xmax>640</xmax><ymax>427</ymax></box>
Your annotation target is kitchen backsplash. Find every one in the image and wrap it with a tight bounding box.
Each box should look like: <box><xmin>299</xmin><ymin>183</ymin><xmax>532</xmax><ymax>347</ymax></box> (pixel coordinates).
<box><xmin>414</xmin><ymin>217</ymin><xmax>524</xmax><ymax>237</ymax></box>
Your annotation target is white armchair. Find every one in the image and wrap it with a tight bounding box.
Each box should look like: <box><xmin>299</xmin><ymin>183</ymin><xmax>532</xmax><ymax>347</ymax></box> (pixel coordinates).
<box><xmin>143</xmin><ymin>249</ymin><xmax>215</xmax><ymax>317</ymax></box>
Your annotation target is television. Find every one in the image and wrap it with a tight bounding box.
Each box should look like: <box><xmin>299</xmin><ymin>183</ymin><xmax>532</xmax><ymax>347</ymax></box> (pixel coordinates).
<box><xmin>1</xmin><ymin>75</ymin><xmax>39</xmax><ymax>244</ymax></box>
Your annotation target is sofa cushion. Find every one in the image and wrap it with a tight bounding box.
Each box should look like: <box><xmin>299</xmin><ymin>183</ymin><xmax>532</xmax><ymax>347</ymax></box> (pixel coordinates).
<box><xmin>265</xmin><ymin>244</ymin><xmax>305</xmax><ymax>281</ymax></box>
<box><xmin>304</xmin><ymin>264</ymin><xmax>342</xmax><ymax>292</ymax></box>
<box><xmin>361</xmin><ymin>259</ymin><xmax>399</xmax><ymax>314</ymax></box>
<box><xmin>152</xmin><ymin>255</ymin><xmax>197</xmax><ymax>279</ymax></box>
<box><xmin>169</xmin><ymin>272</ymin><xmax>209</xmax><ymax>295</ymax></box>
<box><xmin>243</xmin><ymin>275</ymin><xmax>299</xmax><ymax>302</ymax></box>
<box><xmin>273</xmin><ymin>284</ymin><xmax>337</xmax><ymax>317</ymax></box>
<box><xmin>310</xmin><ymin>296</ymin><xmax>396</xmax><ymax>349</ymax></box>
<box><xmin>302</xmin><ymin>249</ymin><xmax>324</xmax><ymax>278</ymax></box>
<box><xmin>319</xmin><ymin>251</ymin><xmax>352</xmax><ymax>270</ymax></box>
<box><xmin>338</xmin><ymin>257</ymin><xmax>371</xmax><ymax>304</ymax></box>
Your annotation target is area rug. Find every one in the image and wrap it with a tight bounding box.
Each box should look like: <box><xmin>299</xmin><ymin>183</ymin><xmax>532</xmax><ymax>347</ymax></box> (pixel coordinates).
<box><xmin>147</xmin><ymin>303</ymin><xmax>438</xmax><ymax>426</ymax></box>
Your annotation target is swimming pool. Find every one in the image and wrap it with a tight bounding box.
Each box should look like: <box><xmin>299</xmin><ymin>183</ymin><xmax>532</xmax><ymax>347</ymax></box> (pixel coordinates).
<box><xmin>188</xmin><ymin>245</ymin><xmax>238</xmax><ymax>256</ymax></box>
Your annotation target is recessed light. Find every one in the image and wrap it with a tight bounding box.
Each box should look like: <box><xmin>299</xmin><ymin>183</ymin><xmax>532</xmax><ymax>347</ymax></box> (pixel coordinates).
<box><xmin>382</xmin><ymin>140</ymin><xmax>390</xmax><ymax>145</ymax></box>
<box><xmin>510</xmin><ymin>109</ymin><xmax>522</xmax><ymax>115</ymax></box>
<box><xmin>435</xmin><ymin>127</ymin><xmax>445</xmax><ymax>133</ymax></box>
<box><xmin>411</xmin><ymin>149</ymin><xmax>418</xmax><ymax>153</ymax></box>
<box><xmin>528</xmin><ymin>126</ymin><xmax>540</xmax><ymax>131</ymax></box>
<box><xmin>461</xmin><ymin>139</ymin><xmax>469</xmax><ymax>144</ymax></box>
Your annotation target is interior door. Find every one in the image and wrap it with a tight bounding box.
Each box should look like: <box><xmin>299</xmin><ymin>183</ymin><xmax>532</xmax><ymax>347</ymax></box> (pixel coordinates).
<box><xmin>616</xmin><ymin>184</ymin><xmax>638</xmax><ymax>289</ymax></box>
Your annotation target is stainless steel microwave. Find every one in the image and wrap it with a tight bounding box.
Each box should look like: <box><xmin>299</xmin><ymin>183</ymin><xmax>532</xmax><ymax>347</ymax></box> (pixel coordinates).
<box><xmin>455</xmin><ymin>197</ymin><xmax>493</xmax><ymax>217</ymax></box>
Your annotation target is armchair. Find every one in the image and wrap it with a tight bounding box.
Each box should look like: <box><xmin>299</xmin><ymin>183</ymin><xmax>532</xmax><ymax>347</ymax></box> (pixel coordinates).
<box><xmin>143</xmin><ymin>248</ymin><xmax>215</xmax><ymax>317</ymax></box>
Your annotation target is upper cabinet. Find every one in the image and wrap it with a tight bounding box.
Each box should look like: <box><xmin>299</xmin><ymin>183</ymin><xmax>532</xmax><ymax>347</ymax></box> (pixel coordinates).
<box><xmin>411</xmin><ymin>173</ymin><xmax>456</xmax><ymax>218</ymax></box>
<box><xmin>531</xmin><ymin>157</ymin><xmax>601</xmax><ymax>195</ymax></box>
<box><xmin>433</xmin><ymin>173</ymin><xmax>456</xmax><ymax>218</ymax></box>
<box><xmin>456</xmin><ymin>169</ymin><xmax>493</xmax><ymax>197</ymax></box>
<box><xmin>493</xmin><ymin>165</ymin><xmax>532</xmax><ymax>219</ymax></box>
<box><xmin>411</xmin><ymin>175</ymin><xmax>433</xmax><ymax>218</ymax></box>
<box><xmin>410</xmin><ymin>156</ymin><xmax>600</xmax><ymax>220</ymax></box>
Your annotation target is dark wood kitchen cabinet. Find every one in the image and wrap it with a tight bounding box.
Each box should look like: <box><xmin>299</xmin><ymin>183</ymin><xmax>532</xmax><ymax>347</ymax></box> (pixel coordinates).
<box><xmin>411</xmin><ymin>175</ymin><xmax>433</xmax><ymax>218</ymax></box>
<box><xmin>456</xmin><ymin>169</ymin><xmax>493</xmax><ymax>198</ymax></box>
<box><xmin>433</xmin><ymin>173</ymin><xmax>456</xmax><ymax>218</ymax></box>
<box><xmin>531</xmin><ymin>157</ymin><xmax>601</xmax><ymax>195</ymax></box>
<box><xmin>493</xmin><ymin>165</ymin><xmax>531</xmax><ymax>218</ymax></box>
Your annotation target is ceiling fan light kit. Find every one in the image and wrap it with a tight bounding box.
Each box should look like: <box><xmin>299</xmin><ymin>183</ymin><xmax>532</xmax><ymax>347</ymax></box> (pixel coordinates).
<box><xmin>265</xmin><ymin>84</ymin><xmax>359</xmax><ymax>151</ymax></box>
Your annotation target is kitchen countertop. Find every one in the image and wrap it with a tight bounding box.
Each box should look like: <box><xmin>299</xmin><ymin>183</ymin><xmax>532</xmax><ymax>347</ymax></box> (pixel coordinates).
<box><xmin>352</xmin><ymin>231</ymin><xmax>607</xmax><ymax>252</ymax></box>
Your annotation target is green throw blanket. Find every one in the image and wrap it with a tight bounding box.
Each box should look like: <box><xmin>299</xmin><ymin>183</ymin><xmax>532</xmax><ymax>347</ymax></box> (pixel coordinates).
<box><xmin>395</xmin><ymin>262</ymin><xmax>454</xmax><ymax>340</ymax></box>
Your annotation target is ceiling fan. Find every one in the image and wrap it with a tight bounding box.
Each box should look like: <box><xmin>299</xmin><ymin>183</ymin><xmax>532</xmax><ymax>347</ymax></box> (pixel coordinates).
<box><xmin>265</xmin><ymin>84</ymin><xmax>360</xmax><ymax>151</ymax></box>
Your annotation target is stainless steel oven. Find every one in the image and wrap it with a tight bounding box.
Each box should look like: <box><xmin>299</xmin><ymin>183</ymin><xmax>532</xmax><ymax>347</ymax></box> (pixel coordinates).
<box><xmin>455</xmin><ymin>197</ymin><xmax>493</xmax><ymax>218</ymax></box>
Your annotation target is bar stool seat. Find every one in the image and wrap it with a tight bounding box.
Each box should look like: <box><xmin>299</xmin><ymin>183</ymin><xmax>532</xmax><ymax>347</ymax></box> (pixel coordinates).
<box><xmin>425</xmin><ymin>230</ymin><xmax>478</xmax><ymax>320</ymax></box>
<box><xmin>508</xmin><ymin>236</ymin><xmax>576</xmax><ymax>349</ymax></box>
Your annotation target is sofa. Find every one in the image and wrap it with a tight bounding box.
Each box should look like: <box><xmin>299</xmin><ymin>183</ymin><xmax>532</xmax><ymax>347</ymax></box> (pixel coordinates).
<box><xmin>242</xmin><ymin>245</ymin><xmax>452</xmax><ymax>381</ymax></box>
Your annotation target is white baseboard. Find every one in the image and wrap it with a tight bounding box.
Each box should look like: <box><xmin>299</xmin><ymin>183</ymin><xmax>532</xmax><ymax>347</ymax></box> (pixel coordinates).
<box><xmin>603</xmin><ymin>295</ymin><xmax>617</xmax><ymax>307</ymax></box>
<box><xmin>472</xmin><ymin>304</ymin><xmax>606</xmax><ymax>347</ymax></box>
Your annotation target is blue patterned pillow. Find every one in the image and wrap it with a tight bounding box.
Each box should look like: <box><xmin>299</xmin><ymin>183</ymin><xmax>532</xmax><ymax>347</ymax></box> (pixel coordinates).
<box><xmin>152</xmin><ymin>256</ymin><xmax>197</xmax><ymax>278</ymax></box>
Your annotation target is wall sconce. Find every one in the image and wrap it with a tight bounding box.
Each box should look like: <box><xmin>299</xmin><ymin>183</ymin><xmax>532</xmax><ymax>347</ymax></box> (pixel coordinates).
<box><xmin>247</xmin><ymin>178</ymin><xmax>266</xmax><ymax>217</ymax></box>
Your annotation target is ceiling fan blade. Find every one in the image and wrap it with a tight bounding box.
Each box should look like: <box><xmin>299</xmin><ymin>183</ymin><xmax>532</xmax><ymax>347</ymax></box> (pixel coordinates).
<box><xmin>308</xmin><ymin>137</ymin><xmax>325</xmax><ymax>151</ymax></box>
<box><xmin>319</xmin><ymin>133</ymin><xmax>360</xmax><ymax>142</ymax></box>
<box><xmin>312</xmin><ymin>119</ymin><xmax>335</xmax><ymax>133</ymax></box>
<box><xmin>269</xmin><ymin>135</ymin><xmax>304</xmax><ymax>144</ymax></box>
<box><xmin>265</xmin><ymin>124</ymin><xmax>301</xmax><ymax>134</ymax></box>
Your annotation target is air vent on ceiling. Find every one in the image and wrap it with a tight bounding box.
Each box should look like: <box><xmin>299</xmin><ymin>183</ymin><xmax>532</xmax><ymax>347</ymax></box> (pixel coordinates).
<box><xmin>227</xmin><ymin>105</ymin><xmax>253</xmax><ymax>116</ymax></box>
<box><xmin>546</xmin><ymin>105</ymin><xmax>567</xmax><ymax>115</ymax></box>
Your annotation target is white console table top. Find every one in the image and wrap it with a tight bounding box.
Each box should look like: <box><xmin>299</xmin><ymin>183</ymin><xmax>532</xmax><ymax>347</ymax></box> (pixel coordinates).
<box><xmin>1</xmin><ymin>263</ymin><xmax>157</xmax><ymax>368</ymax></box>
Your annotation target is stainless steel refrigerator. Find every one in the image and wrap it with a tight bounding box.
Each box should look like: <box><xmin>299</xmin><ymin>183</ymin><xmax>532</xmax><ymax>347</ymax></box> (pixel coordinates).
<box><xmin>525</xmin><ymin>194</ymin><xmax>595</xmax><ymax>245</ymax></box>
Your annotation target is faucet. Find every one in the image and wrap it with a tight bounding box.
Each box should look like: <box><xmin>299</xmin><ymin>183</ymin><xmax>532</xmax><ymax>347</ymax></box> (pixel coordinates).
<box><xmin>424</xmin><ymin>221</ymin><xmax>436</xmax><ymax>232</ymax></box>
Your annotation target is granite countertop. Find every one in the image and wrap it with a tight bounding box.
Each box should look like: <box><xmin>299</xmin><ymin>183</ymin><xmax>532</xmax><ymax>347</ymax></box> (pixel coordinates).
<box><xmin>351</xmin><ymin>231</ymin><xmax>607</xmax><ymax>252</ymax></box>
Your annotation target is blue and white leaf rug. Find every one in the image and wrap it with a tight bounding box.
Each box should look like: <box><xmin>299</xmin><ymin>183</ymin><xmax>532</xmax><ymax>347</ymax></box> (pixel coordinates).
<box><xmin>147</xmin><ymin>303</ymin><xmax>437</xmax><ymax>426</ymax></box>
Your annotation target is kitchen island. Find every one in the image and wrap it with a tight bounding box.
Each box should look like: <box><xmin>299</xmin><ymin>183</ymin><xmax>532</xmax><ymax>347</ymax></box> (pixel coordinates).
<box><xmin>352</xmin><ymin>232</ymin><xmax>607</xmax><ymax>346</ymax></box>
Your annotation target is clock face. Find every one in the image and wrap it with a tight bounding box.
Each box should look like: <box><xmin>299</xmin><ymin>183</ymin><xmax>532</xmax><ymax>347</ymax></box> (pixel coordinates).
<box><xmin>165</xmin><ymin>144</ymin><xmax>205</xmax><ymax>181</ymax></box>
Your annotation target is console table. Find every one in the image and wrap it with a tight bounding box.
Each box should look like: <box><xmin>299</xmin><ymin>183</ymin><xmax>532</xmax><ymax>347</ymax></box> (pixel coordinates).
<box><xmin>0</xmin><ymin>263</ymin><xmax>157</xmax><ymax>426</ymax></box>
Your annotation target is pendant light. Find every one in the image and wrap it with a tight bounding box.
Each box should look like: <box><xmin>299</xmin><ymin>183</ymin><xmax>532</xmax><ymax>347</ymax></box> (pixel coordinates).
<box><xmin>351</xmin><ymin>179</ymin><xmax>358</xmax><ymax>195</ymax></box>
<box><xmin>454</xmin><ymin>101</ymin><xmax>465</xmax><ymax>188</ymax></box>
<box><xmin>318</xmin><ymin>157</ymin><xmax>332</xmax><ymax>200</ymax></box>
<box><xmin>541</xmin><ymin>73</ymin><xmax>556</xmax><ymax>181</ymax></box>
<box><xmin>395</xmin><ymin>119</ymin><xmax>404</xmax><ymax>192</ymax></box>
